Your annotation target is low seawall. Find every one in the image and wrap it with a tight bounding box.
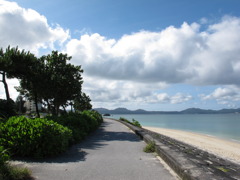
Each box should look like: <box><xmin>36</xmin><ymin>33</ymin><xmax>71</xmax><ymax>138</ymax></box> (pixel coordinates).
<box><xmin>110</xmin><ymin>118</ymin><xmax>240</xmax><ymax>180</ymax></box>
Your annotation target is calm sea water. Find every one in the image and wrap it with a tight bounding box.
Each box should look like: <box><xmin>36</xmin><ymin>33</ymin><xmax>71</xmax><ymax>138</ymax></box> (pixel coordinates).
<box><xmin>110</xmin><ymin>114</ymin><xmax>240</xmax><ymax>142</ymax></box>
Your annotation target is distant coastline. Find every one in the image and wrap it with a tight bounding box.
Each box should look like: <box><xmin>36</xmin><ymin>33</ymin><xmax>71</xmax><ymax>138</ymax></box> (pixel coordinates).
<box><xmin>95</xmin><ymin>107</ymin><xmax>240</xmax><ymax>114</ymax></box>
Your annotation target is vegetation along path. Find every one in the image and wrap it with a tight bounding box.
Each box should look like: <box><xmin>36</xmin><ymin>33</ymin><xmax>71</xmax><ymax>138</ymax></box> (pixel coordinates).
<box><xmin>14</xmin><ymin>119</ymin><xmax>176</xmax><ymax>180</ymax></box>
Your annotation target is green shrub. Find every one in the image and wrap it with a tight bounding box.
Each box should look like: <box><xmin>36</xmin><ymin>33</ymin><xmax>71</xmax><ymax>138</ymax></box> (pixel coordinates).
<box><xmin>131</xmin><ymin>119</ymin><xmax>142</xmax><ymax>128</ymax></box>
<box><xmin>0</xmin><ymin>146</ymin><xmax>9</xmax><ymax>165</ymax></box>
<box><xmin>47</xmin><ymin>113</ymin><xmax>89</xmax><ymax>143</ymax></box>
<box><xmin>0</xmin><ymin>116</ymin><xmax>72</xmax><ymax>158</ymax></box>
<box><xmin>47</xmin><ymin>110</ymin><xmax>103</xmax><ymax>144</ymax></box>
<box><xmin>143</xmin><ymin>141</ymin><xmax>156</xmax><ymax>153</ymax></box>
<box><xmin>81</xmin><ymin>110</ymin><xmax>101</xmax><ymax>131</ymax></box>
<box><xmin>119</xmin><ymin>117</ymin><xmax>142</xmax><ymax>128</ymax></box>
<box><xmin>0</xmin><ymin>163</ymin><xmax>32</xmax><ymax>180</ymax></box>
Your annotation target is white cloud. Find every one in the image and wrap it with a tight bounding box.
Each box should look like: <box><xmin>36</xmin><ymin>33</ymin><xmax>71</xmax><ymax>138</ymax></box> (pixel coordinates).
<box><xmin>200</xmin><ymin>86</ymin><xmax>240</xmax><ymax>107</ymax></box>
<box><xmin>0</xmin><ymin>79</ymin><xmax>19</xmax><ymax>100</ymax></box>
<box><xmin>0</xmin><ymin>0</ymin><xmax>70</xmax><ymax>54</ymax></box>
<box><xmin>66</xmin><ymin>16</ymin><xmax>240</xmax><ymax>86</ymax></box>
<box><xmin>82</xmin><ymin>75</ymin><xmax>192</xmax><ymax>108</ymax></box>
<box><xmin>150</xmin><ymin>92</ymin><xmax>192</xmax><ymax>104</ymax></box>
<box><xmin>82</xmin><ymin>75</ymin><xmax>168</xmax><ymax>103</ymax></box>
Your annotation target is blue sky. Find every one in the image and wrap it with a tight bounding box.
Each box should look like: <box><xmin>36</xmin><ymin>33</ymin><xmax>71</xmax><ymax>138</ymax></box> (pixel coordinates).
<box><xmin>1</xmin><ymin>0</ymin><xmax>240</xmax><ymax>111</ymax></box>
<box><xmin>13</xmin><ymin>0</ymin><xmax>240</xmax><ymax>38</ymax></box>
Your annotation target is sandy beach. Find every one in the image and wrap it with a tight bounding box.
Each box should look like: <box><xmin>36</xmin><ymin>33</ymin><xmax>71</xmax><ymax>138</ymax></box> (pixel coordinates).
<box><xmin>143</xmin><ymin>126</ymin><xmax>240</xmax><ymax>165</ymax></box>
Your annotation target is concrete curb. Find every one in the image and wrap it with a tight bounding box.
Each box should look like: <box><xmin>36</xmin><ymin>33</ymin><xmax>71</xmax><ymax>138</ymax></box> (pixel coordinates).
<box><xmin>113</xmin><ymin>119</ymin><xmax>240</xmax><ymax>180</ymax></box>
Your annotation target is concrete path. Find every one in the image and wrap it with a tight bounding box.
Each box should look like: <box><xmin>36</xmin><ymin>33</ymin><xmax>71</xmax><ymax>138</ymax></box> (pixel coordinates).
<box><xmin>18</xmin><ymin>119</ymin><xmax>176</xmax><ymax>180</ymax></box>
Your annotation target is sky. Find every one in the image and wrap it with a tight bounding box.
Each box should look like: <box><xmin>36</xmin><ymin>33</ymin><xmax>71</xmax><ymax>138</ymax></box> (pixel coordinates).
<box><xmin>0</xmin><ymin>0</ymin><xmax>240</xmax><ymax>111</ymax></box>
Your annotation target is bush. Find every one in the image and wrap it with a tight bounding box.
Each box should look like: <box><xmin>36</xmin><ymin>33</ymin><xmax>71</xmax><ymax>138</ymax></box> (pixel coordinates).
<box><xmin>81</xmin><ymin>110</ymin><xmax>103</xmax><ymax>131</ymax></box>
<box><xmin>0</xmin><ymin>116</ymin><xmax>72</xmax><ymax>158</ymax></box>
<box><xmin>119</xmin><ymin>117</ymin><xmax>142</xmax><ymax>128</ymax></box>
<box><xmin>143</xmin><ymin>141</ymin><xmax>156</xmax><ymax>153</ymax></box>
<box><xmin>0</xmin><ymin>163</ymin><xmax>32</xmax><ymax>180</ymax></box>
<box><xmin>0</xmin><ymin>146</ymin><xmax>9</xmax><ymax>166</ymax></box>
<box><xmin>47</xmin><ymin>113</ymin><xmax>90</xmax><ymax>143</ymax></box>
<box><xmin>47</xmin><ymin>110</ymin><xmax>103</xmax><ymax>144</ymax></box>
<box><xmin>1</xmin><ymin>146</ymin><xmax>31</xmax><ymax>180</ymax></box>
<box><xmin>132</xmin><ymin>119</ymin><xmax>142</xmax><ymax>128</ymax></box>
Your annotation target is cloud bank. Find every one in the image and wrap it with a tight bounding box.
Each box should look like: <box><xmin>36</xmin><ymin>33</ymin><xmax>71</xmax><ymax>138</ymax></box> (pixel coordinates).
<box><xmin>66</xmin><ymin>16</ymin><xmax>240</xmax><ymax>86</ymax></box>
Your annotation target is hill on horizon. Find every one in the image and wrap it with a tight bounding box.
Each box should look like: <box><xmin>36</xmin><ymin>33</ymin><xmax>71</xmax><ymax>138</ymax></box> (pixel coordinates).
<box><xmin>94</xmin><ymin>107</ymin><xmax>240</xmax><ymax>114</ymax></box>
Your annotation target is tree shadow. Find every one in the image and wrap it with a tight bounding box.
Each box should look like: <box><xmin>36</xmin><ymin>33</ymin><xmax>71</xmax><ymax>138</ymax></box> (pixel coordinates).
<box><xmin>12</xmin><ymin>144</ymin><xmax>88</xmax><ymax>163</ymax></box>
<box><xmin>12</xmin><ymin>120</ymin><xmax>140</xmax><ymax>163</ymax></box>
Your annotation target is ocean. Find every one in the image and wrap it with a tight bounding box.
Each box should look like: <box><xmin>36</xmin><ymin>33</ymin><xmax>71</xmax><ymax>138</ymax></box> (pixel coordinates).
<box><xmin>110</xmin><ymin>114</ymin><xmax>240</xmax><ymax>142</ymax></box>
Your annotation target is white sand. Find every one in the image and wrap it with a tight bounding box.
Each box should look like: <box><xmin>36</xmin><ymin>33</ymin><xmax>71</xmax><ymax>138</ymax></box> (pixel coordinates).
<box><xmin>144</xmin><ymin>126</ymin><xmax>240</xmax><ymax>164</ymax></box>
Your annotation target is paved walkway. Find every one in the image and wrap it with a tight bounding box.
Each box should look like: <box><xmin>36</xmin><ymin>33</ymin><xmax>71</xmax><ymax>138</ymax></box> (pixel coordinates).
<box><xmin>18</xmin><ymin>119</ymin><xmax>176</xmax><ymax>180</ymax></box>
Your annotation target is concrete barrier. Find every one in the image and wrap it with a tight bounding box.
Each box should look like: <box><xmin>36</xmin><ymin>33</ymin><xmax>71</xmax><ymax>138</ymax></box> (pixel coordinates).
<box><xmin>116</xmin><ymin>119</ymin><xmax>240</xmax><ymax>180</ymax></box>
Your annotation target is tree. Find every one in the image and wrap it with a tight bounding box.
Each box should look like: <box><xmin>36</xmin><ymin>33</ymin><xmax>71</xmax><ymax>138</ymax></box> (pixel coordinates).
<box><xmin>73</xmin><ymin>92</ymin><xmax>92</xmax><ymax>112</ymax></box>
<box><xmin>1</xmin><ymin>47</ymin><xmax>86</xmax><ymax>117</ymax></box>
<box><xmin>16</xmin><ymin>56</ymin><xmax>46</xmax><ymax>117</ymax></box>
<box><xmin>0</xmin><ymin>46</ymin><xmax>36</xmax><ymax>102</ymax></box>
<box><xmin>0</xmin><ymin>48</ymin><xmax>10</xmax><ymax>101</ymax></box>
<box><xmin>38</xmin><ymin>51</ymin><xmax>84</xmax><ymax>115</ymax></box>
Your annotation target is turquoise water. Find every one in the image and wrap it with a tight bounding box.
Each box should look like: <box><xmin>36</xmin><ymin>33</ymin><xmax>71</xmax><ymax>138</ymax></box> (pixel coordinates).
<box><xmin>110</xmin><ymin>114</ymin><xmax>240</xmax><ymax>142</ymax></box>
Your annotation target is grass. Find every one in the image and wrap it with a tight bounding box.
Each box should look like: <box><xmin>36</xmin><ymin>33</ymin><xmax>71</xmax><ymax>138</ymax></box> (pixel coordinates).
<box><xmin>119</xmin><ymin>117</ymin><xmax>142</xmax><ymax>128</ymax></box>
<box><xmin>143</xmin><ymin>141</ymin><xmax>156</xmax><ymax>153</ymax></box>
<box><xmin>0</xmin><ymin>163</ymin><xmax>33</xmax><ymax>180</ymax></box>
<box><xmin>216</xmin><ymin>166</ymin><xmax>230</xmax><ymax>173</ymax></box>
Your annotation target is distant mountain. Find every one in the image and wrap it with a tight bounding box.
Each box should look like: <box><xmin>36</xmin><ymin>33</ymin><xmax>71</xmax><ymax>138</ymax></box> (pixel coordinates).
<box><xmin>95</xmin><ymin>108</ymin><xmax>149</xmax><ymax>114</ymax></box>
<box><xmin>180</xmin><ymin>108</ymin><xmax>215</xmax><ymax>114</ymax></box>
<box><xmin>181</xmin><ymin>108</ymin><xmax>240</xmax><ymax>114</ymax></box>
<box><xmin>94</xmin><ymin>107</ymin><xmax>240</xmax><ymax>115</ymax></box>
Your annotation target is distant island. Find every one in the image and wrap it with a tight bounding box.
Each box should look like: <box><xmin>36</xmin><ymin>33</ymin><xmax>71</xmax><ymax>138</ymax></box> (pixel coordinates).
<box><xmin>94</xmin><ymin>107</ymin><xmax>240</xmax><ymax>114</ymax></box>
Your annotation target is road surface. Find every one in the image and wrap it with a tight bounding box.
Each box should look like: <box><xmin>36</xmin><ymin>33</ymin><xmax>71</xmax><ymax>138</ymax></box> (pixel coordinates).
<box><xmin>18</xmin><ymin>119</ymin><xmax>177</xmax><ymax>180</ymax></box>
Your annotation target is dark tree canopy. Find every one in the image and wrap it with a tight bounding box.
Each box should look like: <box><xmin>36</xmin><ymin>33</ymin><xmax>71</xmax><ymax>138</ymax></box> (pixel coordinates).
<box><xmin>1</xmin><ymin>46</ymin><xmax>92</xmax><ymax>117</ymax></box>
<box><xmin>73</xmin><ymin>92</ymin><xmax>92</xmax><ymax>112</ymax></box>
<box><xmin>0</xmin><ymin>46</ymin><xmax>36</xmax><ymax>101</ymax></box>
<box><xmin>39</xmin><ymin>51</ymin><xmax>84</xmax><ymax>115</ymax></box>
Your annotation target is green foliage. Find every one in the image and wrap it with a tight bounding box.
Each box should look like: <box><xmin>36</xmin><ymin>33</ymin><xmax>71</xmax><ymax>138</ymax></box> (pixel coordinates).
<box><xmin>0</xmin><ymin>46</ymin><xmax>37</xmax><ymax>102</ymax></box>
<box><xmin>0</xmin><ymin>110</ymin><xmax>102</xmax><ymax>159</ymax></box>
<box><xmin>1</xmin><ymin>46</ymin><xmax>88</xmax><ymax>117</ymax></box>
<box><xmin>131</xmin><ymin>119</ymin><xmax>142</xmax><ymax>128</ymax></box>
<box><xmin>0</xmin><ymin>146</ymin><xmax>9</xmax><ymax>165</ymax></box>
<box><xmin>47</xmin><ymin>113</ymin><xmax>89</xmax><ymax>144</ymax></box>
<box><xmin>0</xmin><ymin>116</ymin><xmax>72</xmax><ymax>158</ymax></box>
<box><xmin>119</xmin><ymin>117</ymin><xmax>142</xmax><ymax>128</ymax></box>
<box><xmin>47</xmin><ymin>110</ymin><xmax>103</xmax><ymax>144</ymax></box>
<box><xmin>0</xmin><ymin>163</ymin><xmax>32</xmax><ymax>180</ymax></box>
<box><xmin>81</xmin><ymin>110</ymin><xmax>103</xmax><ymax>131</ymax></box>
<box><xmin>0</xmin><ymin>146</ymin><xmax>31</xmax><ymax>180</ymax></box>
<box><xmin>37</xmin><ymin>51</ymin><xmax>84</xmax><ymax>116</ymax></box>
<box><xmin>216</xmin><ymin>166</ymin><xmax>230</xmax><ymax>173</ymax></box>
<box><xmin>143</xmin><ymin>141</ymin><xmax>156</xmax><ymax>153</ymax></box>
<box><xmin>73</xmin><ymin>92</ymin><xmax>92</xmax><ymax>112</ymax></box>
<box><xmin>0</xmin><ymin>99</ymin><xmax>16</xmax><ymax>119</ymax></box>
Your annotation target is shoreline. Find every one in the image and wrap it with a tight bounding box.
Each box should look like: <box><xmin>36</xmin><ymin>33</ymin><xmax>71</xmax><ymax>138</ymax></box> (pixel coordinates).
<box><xmin>143</xmin><ymin>126</ymin><xmax>240</xmax><ymax>165</ymax></box>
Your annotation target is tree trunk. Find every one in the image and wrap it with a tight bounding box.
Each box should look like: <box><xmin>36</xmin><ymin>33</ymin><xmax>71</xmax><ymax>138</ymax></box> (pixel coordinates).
<box><xmin>46</xmin><ymin>100</ymin><xmax>51</xmax><ymax>114</ymax></box>
<box><xmin>34</xmin><ymin>92</ymin><xmax>40</xmax><ymax>118</ymax></box>
<box><xmin>56</xmin><ymin>105</ymin><xmax>60</xmax><ymax>116</ymax></box>
<box><xmin>1</xmin><ymin>72</ymin><xmax>10</xmax><ymax>101</ymax></box>
<box><xmin>62</xmin><ymin>105</ymin><xmax>67</xmax><ymax>114</ymax></box>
